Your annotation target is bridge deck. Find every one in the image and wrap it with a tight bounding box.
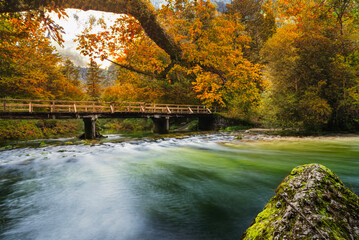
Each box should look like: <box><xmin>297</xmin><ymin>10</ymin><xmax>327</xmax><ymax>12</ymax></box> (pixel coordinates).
<box><xmin>0</xmin><ymin>99</ymin><xmax>213</xmax><ymax>119</ymax></box>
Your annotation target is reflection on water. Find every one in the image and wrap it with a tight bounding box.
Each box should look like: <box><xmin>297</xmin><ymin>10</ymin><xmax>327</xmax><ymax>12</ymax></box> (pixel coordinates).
<box><xmin>0</xmin><ymin>134</ymin><xmax>359</xmax><ymax>240</ymax></box>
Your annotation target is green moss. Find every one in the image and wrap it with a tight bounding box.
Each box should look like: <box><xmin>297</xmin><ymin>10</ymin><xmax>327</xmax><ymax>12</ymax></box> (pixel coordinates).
<box><xmin>242</xmin><ymin>164</ymin><xmax>359</xmax><ymax>239</ymax></box>
<box><xmin>221</xmin><ymin>125</ymin><xmax>252</xmax><ymax>131</ymax></box>
<box><xmin>235</xmin><ymin>135</ymin><xmax>243</xmax><ymax>140</ymax></box>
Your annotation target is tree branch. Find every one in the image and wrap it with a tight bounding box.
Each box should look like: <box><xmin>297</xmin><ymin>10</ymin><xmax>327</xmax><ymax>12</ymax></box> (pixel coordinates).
<box><xmin>198</xmin><ymin>63</ymin><xmax>227</xmax><ymax>84</ymax></box>
<box><xmin>157</xmin><ymin>61</ymin><xmax>175</xmax><ymax>79</ymax></box>
<box><xmin>105</xmin><ymin>58</ymin><xmax>177</xmax><ymax>80</ymax></box>
<box><xmin>105</xmin><ymin>58</ymin><xmax>156</xmax><ymax>77</ymax></box>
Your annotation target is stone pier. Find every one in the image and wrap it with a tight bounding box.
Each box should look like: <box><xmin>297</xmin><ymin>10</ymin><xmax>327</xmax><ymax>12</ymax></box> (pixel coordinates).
<box><xmin>152</xmin><ymin>117</ymin><xmax>169</xmax><ymax>134</ymax></box>
<box><xmin>83</xmin><ymin>116</ymin><xmax>97</xmax><ymax>139</ymax></box>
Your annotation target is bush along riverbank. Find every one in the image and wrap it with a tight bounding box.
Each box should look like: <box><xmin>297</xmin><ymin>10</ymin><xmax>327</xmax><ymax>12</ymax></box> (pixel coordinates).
<box><xmin>242</xmin><ymin>164</ymin><xmax>359</xmax><ymax>239</ymax></box>
<box><xmin>0</xmin><ymin>119</ymin><xmax>83</xmax><ymax>141</ymax></box>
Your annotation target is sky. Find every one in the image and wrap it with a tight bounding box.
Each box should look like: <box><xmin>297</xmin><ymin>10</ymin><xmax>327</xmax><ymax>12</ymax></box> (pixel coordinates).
<box><xmin>49</xmin><ymin>9</ymin><xmax>122</xmax><ymax>69</ymax></box>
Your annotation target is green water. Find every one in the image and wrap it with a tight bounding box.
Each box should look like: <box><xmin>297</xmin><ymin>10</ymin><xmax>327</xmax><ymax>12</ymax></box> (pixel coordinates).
<box><xmin>0</xmin><ymin>134</ymin><xmax>358</xmax><ymax>239</ymax></box>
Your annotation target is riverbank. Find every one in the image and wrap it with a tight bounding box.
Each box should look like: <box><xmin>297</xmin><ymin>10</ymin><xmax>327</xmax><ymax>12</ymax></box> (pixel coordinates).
<box><xmin>1</xmin><ymin>126</ymin><xmax>359</xmax><ymax>150</ymax></box>
<box><xmin>233</xmin><ymin>128</ymin><xmax>359</xmax><ymax>142</ymax></box>
<box><xmin>0</xmin><ymin>118</ymin><xmax>194</xmax><ymax>142</ymax></box>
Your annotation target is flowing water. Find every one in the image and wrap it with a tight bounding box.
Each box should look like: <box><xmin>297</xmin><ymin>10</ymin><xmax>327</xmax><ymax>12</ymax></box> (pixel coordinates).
<box><xmin>0</xmin><ymin>134</ymin><xmax>359</xmax><ymax>240</ymax></box>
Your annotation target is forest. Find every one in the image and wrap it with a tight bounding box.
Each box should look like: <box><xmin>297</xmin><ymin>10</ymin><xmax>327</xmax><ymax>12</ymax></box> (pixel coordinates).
<box><xmin>0</xmin><ymin>0</ymin><xmax>359</xmax><ymax>138</ymax></box>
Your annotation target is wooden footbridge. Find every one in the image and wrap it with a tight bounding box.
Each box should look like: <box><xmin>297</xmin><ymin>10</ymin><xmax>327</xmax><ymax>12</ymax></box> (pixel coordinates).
<box><xmin>0</xmin><ymin>99</ymin><xmax>215</xmax><ymax>138</ymax></box>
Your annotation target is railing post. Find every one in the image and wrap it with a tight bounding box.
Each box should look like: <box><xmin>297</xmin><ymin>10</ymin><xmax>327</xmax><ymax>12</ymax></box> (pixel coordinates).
<box><xmin>110</xmin><ymin>104</ymin><xmax>114</xmax><ymax>113</ymax></box>
<box><xmin>29</xmin><ymin>102</ymin><xmax>32</xmax><ymax>113</ymax></box>
<box><xmin>73</xmin><ymin>103</ymin><xmax>77</xmax><ymax>113</ymax></box>
<box><xmin>92</xmin><ymin>103</ymin><xmax>95</xmax><ymax>112</ymax></box>
<box><xmin>188</xmin><ymin>106</ymin><xmax>193</xmax><ymax>113</ymax></box>
<box><xmin>51</xmin><ymin>101</ymin><xmax>55</xmax><ymax>112</ymax></box>
<box><xmin>166</xmin><ymin>105</ymin><xmax>171</xmax><ymax>113</ymax></box>
<box><xmin>3</xmin><ymin>100</ymin><xmax>6</xmax><ymax>111</ymax></box>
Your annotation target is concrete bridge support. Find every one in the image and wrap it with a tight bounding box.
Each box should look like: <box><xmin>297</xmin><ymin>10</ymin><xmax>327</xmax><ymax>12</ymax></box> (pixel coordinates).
<box><xmin>152</xmin><ymin>117</ymin><xmax>169</xmax><ymax>134</ymax></box>
<box><xmin>83</xmin><ymin>116</ymin><xmax>97</xmax><ymax>139</ymax></box>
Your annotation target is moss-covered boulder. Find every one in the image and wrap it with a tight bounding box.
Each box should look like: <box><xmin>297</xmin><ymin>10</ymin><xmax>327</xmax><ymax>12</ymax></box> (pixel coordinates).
<box><xmin>242</xmin><ymin>164</ymin><xmax>359</xmax><ymax>240</ymax></box>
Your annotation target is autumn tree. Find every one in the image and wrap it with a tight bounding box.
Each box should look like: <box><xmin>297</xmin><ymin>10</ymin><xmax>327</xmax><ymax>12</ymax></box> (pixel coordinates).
<box><xmin>0</xmin><ymin>10</ymin><xmax>83</xmax><ymax>100</ymax></box>
<box><xmin>261</xmin><ymin>0</ymin><xmax>359</xmax><ymax>131</ymax></box>
<box><xmin>75</xmin><ymin>0</ymin><xmax>264</xmax><ymax>117</ymax></box>
<box><xmin>86</xmin><ymin>60</ymin><xmax>103</xmax><ymax>100</ymax></box>
<box><xmin>159</xmin><ymin>0</ymin><xmax>264</xmax><ymax>115</ymax></box>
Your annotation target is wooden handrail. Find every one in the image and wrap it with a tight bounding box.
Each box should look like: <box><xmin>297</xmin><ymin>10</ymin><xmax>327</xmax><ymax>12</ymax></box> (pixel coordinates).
<box><xmin>0</xmin><ymin>98</ymin><xmax>213</xmax><ymax>114</ymax></box>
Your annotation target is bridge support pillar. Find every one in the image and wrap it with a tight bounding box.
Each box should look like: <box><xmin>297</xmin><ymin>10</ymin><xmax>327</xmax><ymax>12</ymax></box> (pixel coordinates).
<box><xmin>198</xmin><ymin>116</ymin><xmax>215</xmax><ymax>131</ymax></box>
<box><xmin>83</xmin><ymin>116</ymin><xmax>97</xmax><ymax>139</ymax></box>
<box><xmin>152</xmin><ymin>117</ymin><xmax>169</xmax><ymax>134</ymax></box>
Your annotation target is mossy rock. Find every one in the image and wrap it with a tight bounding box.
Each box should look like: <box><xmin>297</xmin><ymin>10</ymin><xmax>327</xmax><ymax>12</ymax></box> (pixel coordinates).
<box><xmin>242</xmin><ymin>164</ymin><xmax>359</xmax><ymax>240</ymax></box>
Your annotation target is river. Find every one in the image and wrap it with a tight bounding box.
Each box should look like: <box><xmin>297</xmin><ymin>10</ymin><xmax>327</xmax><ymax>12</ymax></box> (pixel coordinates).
<box><xmin>0</xmin><ymin>133</ymin><xmax>358</xmax><ymax>240</ymax></box>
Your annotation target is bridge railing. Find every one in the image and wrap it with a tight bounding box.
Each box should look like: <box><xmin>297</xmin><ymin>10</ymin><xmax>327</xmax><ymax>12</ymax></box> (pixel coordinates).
<box><xmin>0</xmin><ymin>99</ymin><xmax>213</xmax><ymax>114</ymax></box>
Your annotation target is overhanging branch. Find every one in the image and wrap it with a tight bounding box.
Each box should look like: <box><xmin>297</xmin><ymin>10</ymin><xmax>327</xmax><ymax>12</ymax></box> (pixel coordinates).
<box><xmin>105</xmin><ymin>58</ymin><xmax>156</xmax><ymax>77</ymax></box>
<box><xmin>105</xmin><ymin>58</ymin><xmax>177</xmax><ymax>80</ymax></box>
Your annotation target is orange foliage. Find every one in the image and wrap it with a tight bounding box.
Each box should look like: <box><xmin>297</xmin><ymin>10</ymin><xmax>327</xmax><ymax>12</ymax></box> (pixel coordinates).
<box><xmin>0</xmin><ymin>10</ymin><xmax>84</xmax><ymax>100</ymax></box>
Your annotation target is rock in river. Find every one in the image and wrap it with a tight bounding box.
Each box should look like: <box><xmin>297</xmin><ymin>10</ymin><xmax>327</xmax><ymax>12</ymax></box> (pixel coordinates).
<box><xmin>242</xmin><ymin>164</ymin><xmax>359</xmax><ymax>240</ymax></box>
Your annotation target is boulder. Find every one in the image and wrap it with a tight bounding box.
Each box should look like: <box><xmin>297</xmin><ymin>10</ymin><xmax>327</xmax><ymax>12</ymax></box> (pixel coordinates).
<box><xmin>242</xmin><ymin>164</ymin><xmax>359</xmax><ymax>240</ymax></box>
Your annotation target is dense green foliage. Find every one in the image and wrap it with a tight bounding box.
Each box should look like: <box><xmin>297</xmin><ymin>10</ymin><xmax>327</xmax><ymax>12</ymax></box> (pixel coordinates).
<box><xmin>261</xmin><ymin>0</ymin><xmax>359</xmax><ymax>131</ymax></box>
